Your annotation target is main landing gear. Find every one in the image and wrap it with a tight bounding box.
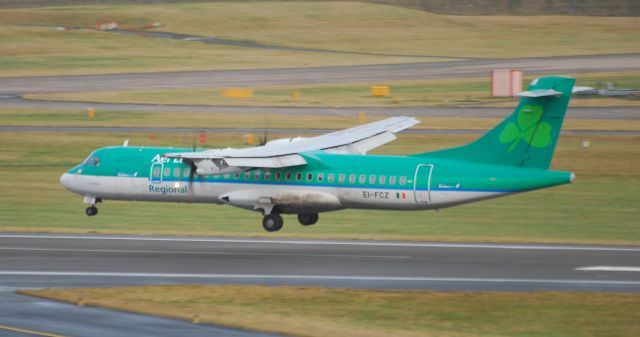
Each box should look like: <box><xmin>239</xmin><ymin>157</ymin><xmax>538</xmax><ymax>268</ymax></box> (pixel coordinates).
<box><xmin>262</xmin><ymin>213</ymin><xmax>284</xmax><ymax>232</ymax></box>
<box><xmin>297</xmin><ymin>213</ymin><xmax>319</xmax><ymax>226</ymax></box>
<box><xmin>261</xmin><ymin>212</ymin><xmax>320</xmax><ymax>232</ymax></box>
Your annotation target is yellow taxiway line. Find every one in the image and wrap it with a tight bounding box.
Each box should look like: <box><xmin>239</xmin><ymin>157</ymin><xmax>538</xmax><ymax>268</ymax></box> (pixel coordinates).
<box><xmin>0</xmin><ymin>324</ymin><xmax>69</xmax><ymax>337</ymax></box>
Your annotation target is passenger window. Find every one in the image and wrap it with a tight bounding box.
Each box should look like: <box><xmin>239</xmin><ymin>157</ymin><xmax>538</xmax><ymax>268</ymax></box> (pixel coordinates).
<box><xmin>183</xmin><ymin>168</ymin><xmax>191</xmax><ymax>178</ymax></box>
<box><xmin>328</xmin><ymin>174</ymin><xmax>335</xmax><ymax>183</ymax></box>
<box><xmin>276</xmin><ymin>172</ymin><xmax>282</xmax><ymax>180</ymax></box>
<box><xmin>234</xmin><ymin>172</ymin><xmax>240</xmax><ymax>179</ymax></box>
<box><xmin>379</xmin><ymin>176</ymin><xmax>386</xmax><ymax>184</ymax></box>
<box><xmin>286</xmin><ymin>172</ymin><xmax>292</xmax><ymax>181</ymax></box>
<box><xmin>369</xmin><ymin>175</ymin><xmax>376</xmax><ymax>184</ymax></box>
<box><xmin>389</xmin><ymin>176</ymin><xmax>396</xmax><ymax>185</ymax></box>
<box><xmin>349</xmin><ymin>174</ymin><xmax>356</xmax><ymax>184</ymax></box>
<box><xmin>307</xmin><ymin>173</ymin><xmax>313</xmax><ymax>182</ymax></box>
<box><xmin>338</xmin><ymin>174</ymin><xmax>345</xmax><ymax>184</ymax></box>
<box><xmin>153</xmin><ymin>167</ymin><xmax>161</xmax><ymax>178</ymax></box>
<box><xmin>400</xmin><ymin>176</ymin><xmax>406</xmax><ymax>185</ymax></box>
<box><xmin>163</xmin><ymin>168</ymin><xmax>170</xmax><ymax>177</ymax></box>
<box><xmin>264</xmin><ymin>170</ymin><xmax>271</xmax><ymax>180</ymax></box>
<box><xmin>244</xmin><ymin>171</ymin><xmax>250</xmax><ymax>179</ymax></box>
<box><xmin>318</xmin><ymin>173</ymin><xmax>324</xmax><ymax>182</ymax></box>
<box><xmin>359</xmin><ymin>175</ymin><xmax>365</xmax><ymax>184</ymax></box>
<box><xmin>254</xmin><ymin>170</ymin><xmax>261</xmax><ymax>180</ymax></box>
<box><xmin>173</xmin><ymin>168</ymin><xmax>181</xmax><ymax>177</ymax></box>
<box><xmin>296</xmin><ymin>172</ymin><xmax>302</xmax><ymax>181</ymax></box>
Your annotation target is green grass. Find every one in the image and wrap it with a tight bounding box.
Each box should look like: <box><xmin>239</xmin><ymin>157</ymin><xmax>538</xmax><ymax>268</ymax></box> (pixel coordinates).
<box><xmin>1</xmin><ymin>2</ymin><xmax>639</xmax><ymax>76</ymax></box>
<box><xmin>26</xmin><ymin>71</ymin><xmax>640</xmax><ymax>108</ymax></box>
<box><xmin>0</xmin><ymin>23</ymin><xmax>420</xmax><ymax>77</ymax></box>
<box><xmin>21</xmin><ymin>285</ymin><xmax>640</xmax><ymax>337</ymax></box>
<box><xmin>1</xmin><ymin>131</ymin><xmax>638</xmax><ymax>244</ymax></box>
<box><xmin>2</xmin><ymin>108</ymin><xmax>639</xmax><ymax>132</ymax></box>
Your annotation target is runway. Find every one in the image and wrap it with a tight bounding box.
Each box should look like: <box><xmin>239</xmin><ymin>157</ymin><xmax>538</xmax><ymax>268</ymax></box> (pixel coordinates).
<box><xmin>1</xmin><ymin>233</ymin><xmax>639</xmax><ymax>336</ymax></box>
<box><xmin>2</xmin><ymin>233</ymin><xmax>639</xmax><ymax>292</ymax></box>
<box><xmin>1</xmin><ymin>54</ymin><xmax>638</xmax><ymax>94</ymax></box>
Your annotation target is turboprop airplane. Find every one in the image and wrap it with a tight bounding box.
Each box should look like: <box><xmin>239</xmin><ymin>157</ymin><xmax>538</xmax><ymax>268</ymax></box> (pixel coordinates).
<box><xmin>60</xmin><ymin>76</ymin><xmax>576</xmax><ymax>232</ymax></box>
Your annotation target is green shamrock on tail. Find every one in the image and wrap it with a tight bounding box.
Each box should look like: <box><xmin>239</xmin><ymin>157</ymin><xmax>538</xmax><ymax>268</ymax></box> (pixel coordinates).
<box><xmin>499</xmin><ymin>105</ymin><xmax>552</xmax><ymax>153</ymax></box>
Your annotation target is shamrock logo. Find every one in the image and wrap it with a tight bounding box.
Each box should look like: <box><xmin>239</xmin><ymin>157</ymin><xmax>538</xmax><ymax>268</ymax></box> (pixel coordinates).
<box><xmin>499</xmin><ymin>105</ymin><xmax>552</xmax><ymax>153</ymax></box>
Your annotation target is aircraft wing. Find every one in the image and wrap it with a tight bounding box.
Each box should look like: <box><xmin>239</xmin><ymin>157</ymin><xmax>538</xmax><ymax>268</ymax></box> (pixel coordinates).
<box><xmin>165</xmin><ymin>116</ymin><xmax>419</xmax><ymax>174</ymax></box>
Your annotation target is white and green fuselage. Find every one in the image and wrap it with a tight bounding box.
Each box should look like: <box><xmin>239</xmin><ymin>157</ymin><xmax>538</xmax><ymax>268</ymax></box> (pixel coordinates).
<box><xmin>60</xmin><ymin>76</ymin><xmax>577</xmax><ymax>230</ymax></box>
<box><xmin>60</xmin><ymin>148</ymin><xmax>573</xmax><ymax>212</ymax></box>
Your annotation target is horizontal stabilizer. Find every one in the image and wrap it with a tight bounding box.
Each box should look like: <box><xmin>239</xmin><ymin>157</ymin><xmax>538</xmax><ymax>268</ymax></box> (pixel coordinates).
<box><xmin>514</xmin><ymin>89</ymin><xmax>562</xmax><ymax>98</ymax></box>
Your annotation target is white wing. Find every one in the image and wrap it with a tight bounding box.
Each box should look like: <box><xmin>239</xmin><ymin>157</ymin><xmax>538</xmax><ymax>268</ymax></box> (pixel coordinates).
<box><xmin>165</xmin><ymin>116</ymin><xmax>419</xmax><ymax>175</ymax></box>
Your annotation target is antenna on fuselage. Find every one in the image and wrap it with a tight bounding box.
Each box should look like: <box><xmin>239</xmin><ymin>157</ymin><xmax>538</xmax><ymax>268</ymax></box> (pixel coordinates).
<box><xmin>122</xmin><ymin>139</ymin><xmax>129</xmax><ymax>147</ymax></box>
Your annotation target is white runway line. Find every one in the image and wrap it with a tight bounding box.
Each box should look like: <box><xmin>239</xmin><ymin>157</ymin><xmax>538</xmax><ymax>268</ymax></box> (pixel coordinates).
<box><xmin>0</xmin><ymin>247</ymin><xmax>409</xmax><ymax>259</ymax></box>
<box><xmin>576</xmin><ymin>266</ymin><xmax>640</xmax><ymax>272</ymax></box>
<box><xmin>1</xmin><ymin>271</ymin><xmax>640</xmax><ymax>285</ymax></box>
<box><xmin>2</xmin><ymin>234</ymin><xmax>640</xmax><ymax>252</ymax></box>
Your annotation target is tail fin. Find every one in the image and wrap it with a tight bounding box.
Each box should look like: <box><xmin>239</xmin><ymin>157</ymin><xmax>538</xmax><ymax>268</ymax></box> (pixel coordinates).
<box><xmin>420</xmin><ymin>76</ymin><xmax>575</xmax><ymax>169</ymax></box>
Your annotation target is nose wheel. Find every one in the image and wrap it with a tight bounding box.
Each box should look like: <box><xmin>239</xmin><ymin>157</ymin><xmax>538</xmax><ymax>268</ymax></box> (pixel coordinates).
<box><xmin>262</xmin><ymin>213</ymin><xmax>283</xmax><ymax>232</ymax></box>
<box><xmin>85</xmin><ymin>206</ymin><xmax>98</xmax><ymax>216</ymax></box>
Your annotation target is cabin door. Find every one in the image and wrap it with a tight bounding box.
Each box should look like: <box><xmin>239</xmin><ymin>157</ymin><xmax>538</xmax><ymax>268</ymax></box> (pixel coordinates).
<box><xmin>413</xmin><ymin>164</ymin><xmax>434</xmax><ymax>204</ymax></box>
<box><xmin>150</xmin><ymin>162</ymin><xmax>163</xmax><ymax>184</ymax></box>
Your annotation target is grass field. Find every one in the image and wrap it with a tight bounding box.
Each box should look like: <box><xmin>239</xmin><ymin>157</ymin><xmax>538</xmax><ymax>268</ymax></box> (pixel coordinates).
<box><xmin>21</xmin><ymin>285</ymin><xmax>640</xmax><ymax>337</ymax></box>
<box><xmin>0</xmin><ymin>23</ymin><xmax>419</xmax><ymax>78</ymax></box>
<box><xmin>2</xmin><ymin>108</ymin><xmax>640</xmax><ymax>131</ymax></box>
<box><xmin>1</xmin><ymin>2</ymin><xmax>639</xmax><ymax>76</ymax></box>
<box><xmin>25</xmin><ymin>71</ymin><xmax>640</xmax><ymax>108</ymax></box>
<box><xmin>1</xmin><ymin>129</ymin><xmax>638</xmax><ymax>244</ymax></box>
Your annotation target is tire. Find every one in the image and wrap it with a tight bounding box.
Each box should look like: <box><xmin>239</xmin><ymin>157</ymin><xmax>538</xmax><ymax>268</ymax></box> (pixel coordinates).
<box><xmin>262</xmin><ymin>213</ymin><xmax>284</xmax><ymax>232</ymax></box>
<box><xmin>85</xmin><ymin>206</ymin><xmax>98</xmax><ymax>216</ymax></box>
<box><xmin>297</xmin><ymin>213</ymin><xmax>318</xmax><ymax>226</ymax></box>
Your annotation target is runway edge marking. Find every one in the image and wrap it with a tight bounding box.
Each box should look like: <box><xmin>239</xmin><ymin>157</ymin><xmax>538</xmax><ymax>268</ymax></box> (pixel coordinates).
<box><xmin>2</xmin><ymin>271</ymin><xmax>640</xmax><ymax>285</ymax></box>
<box><xmin>1</xmin><ymin>234</ymin><xmax>640</xmax><ymax>252</ymax></box>
<box><xmin>576</xmin><ymin>266</ymin><xmax>640</xmax><ymax>272</ymax></box>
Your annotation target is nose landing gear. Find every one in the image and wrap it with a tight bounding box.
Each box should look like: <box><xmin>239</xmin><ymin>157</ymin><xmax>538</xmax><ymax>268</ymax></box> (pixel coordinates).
<box><xmin>85</xmin><ymin>206</ymin><xmax>98</xmax><ymax>216</ymax></box>
<box><xmin>83</xmin><ymin>196</ymin><xmax>101</xmax><ymax>217</ymax></box>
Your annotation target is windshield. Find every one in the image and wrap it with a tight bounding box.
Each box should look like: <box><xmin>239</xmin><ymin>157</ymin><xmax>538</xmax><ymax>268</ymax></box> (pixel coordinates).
<box><xmin>83</xmin><ymin>152</ymin><xmax>101</xmax><ymax>167</ymax></box>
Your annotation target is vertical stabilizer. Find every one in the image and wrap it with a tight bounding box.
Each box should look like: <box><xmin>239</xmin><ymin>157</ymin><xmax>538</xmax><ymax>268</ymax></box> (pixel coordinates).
<box><xmin>420</xmin><ymin>76</ymin><xmax>575</xmax><ymax>169</ymax></box>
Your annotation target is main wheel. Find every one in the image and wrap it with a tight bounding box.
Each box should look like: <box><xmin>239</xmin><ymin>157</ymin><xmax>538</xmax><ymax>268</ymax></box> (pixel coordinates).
<box><xmin>297</xmin><ymin>213</ymin><xmax>318</xmax><ymax>226</ymax></box>
<box><xmin>85</xmin><ymin>206</ymin><xmax>98</xmax><ymax>216</ymax></box>
<box><xmin>262</xmin><ymin>213</ymin><xmax>284</xmax><ymax>232</ymax></box>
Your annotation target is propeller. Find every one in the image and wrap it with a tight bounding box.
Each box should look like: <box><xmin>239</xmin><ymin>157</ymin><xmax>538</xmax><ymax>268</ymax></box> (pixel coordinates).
<box><xmin>257</xmin><ymin>115</ymin><xmax>270</xmax><ymax>146</ymax></box>
<box><xmin>258</xmin><ymin>128</ymin><xmax>269</xmax><ymax>146</ymax></box>
<box><xmin>187</xmin><ymin>138</ymin><xmax>197</xmax><ymax>198</ymax></box>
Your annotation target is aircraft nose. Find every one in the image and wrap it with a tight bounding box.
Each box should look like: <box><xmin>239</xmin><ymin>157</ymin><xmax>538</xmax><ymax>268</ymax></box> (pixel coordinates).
<box><xmin>60</xmin><ymin>173</ymin><xmax>71</xmax><ymax>189</ymax></box>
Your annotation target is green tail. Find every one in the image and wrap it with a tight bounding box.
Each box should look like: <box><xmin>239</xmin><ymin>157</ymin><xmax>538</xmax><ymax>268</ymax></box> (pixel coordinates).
<box><xmin>420</xmin><ymin>76</ymin><xmax>575</xmax><ymax>169</ymax></box>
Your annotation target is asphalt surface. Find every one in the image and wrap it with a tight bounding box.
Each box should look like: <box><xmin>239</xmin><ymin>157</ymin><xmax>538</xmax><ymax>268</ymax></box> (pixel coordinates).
<box><xmin>1</xmin><ymin>54</ymin><xmax>638</xmax><ymax>94</ymax></box>
<box><xmin>2</xmin><ymin>233</ymin><xmax>639</xmax><ymax>336</ymax></box>
<box><xmin>1</xmin><ymin>96</ymin><xmax>638</xmax><ymax>119</ymax></box>
<box><xmin>2</xmin><ymin>233</ymin><xmax>639</xmax><ymax>292</ymax></box>
<box><xmin>0</xmin><ymin>290</ymin><xmax>281</xmax><ymax>337</ymax></box>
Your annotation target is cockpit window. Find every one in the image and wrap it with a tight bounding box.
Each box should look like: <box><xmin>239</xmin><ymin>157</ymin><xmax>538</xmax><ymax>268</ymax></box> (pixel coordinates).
<box><xmin>84</xmin><ymin>155</ymin><xmax>101</xmax><ymax>167</ymax></box>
